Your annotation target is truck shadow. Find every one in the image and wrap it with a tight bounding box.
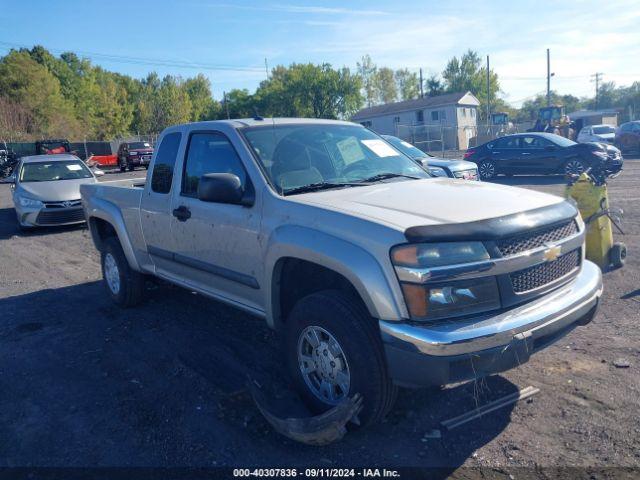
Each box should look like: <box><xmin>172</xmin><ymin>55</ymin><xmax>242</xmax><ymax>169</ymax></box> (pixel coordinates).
<box><xmin>0</xmin><ymin>281</ymin><xmax>517</xmax><ymax>469</ymax></box>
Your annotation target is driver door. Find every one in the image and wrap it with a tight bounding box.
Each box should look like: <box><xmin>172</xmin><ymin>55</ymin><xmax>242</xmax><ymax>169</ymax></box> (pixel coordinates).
<box><xmin>169</xmin><ymin>130</ymin><xmax>263</xmax><ymax>311</ymax></box>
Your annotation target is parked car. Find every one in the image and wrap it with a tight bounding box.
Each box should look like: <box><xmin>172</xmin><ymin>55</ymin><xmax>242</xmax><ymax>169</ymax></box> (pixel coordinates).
<box><xmin>381</xmin><ymin>135</ymin><xmax>479</xmax><ymax>180</ymax></box>
<box><xmin>2</xmin><ymin>154</ymin><xmax>103</xmax><ymax>230</ymax></box>
<box><xmin>117</xmin><ymin>141</ymin><xmax>154</xmax><ymax>172</ymax></box>
<box><xmin>615</xmin><ymin>121</ymin><xmax>640</xmax><ymax>154</ymax></box>
<box><xmin>577</xmin><ymin>124</ymin><xmax>616</xmax><ymax>144</ymax></box>
<box><xmin>464</xmin><ymin>132</ymin><xmax>623</xmax><ymax>179</ymax></box>
<box><xmin>81</xmin><ymin>118</ymin><xmax>602</xmax><ymax>426</ymax></box>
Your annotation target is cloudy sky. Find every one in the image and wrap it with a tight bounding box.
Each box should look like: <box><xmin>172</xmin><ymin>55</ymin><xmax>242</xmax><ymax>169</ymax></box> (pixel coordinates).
<box><xmin>3</xmin><ymin>0</ymin><xmax>640</xmax><ymax>106</ymax></box>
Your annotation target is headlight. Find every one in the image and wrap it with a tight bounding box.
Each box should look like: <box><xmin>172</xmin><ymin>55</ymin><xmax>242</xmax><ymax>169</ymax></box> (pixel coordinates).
<box><xmin>16</xmin><ymin>195</ymin><xmax>43</xmax><ymax>208</ymax></box>
<box><xmin>427</xmin><ymin>166</ymin><xmax>448</xmax><ymax>177</ymax></box>
<box><xmin>392</xmin><ymin>242</ymin><xmax>500</xmax><ymax>320</ymax></box>
<box><xmin>392</xmin><ymin>242</ymin><xmax>489</xmax><ymax>268</ymax></box>
<box><xmin>400</xmin><ymin>277</ymin><xmax>501</xmax><ymax>320</ymax></box>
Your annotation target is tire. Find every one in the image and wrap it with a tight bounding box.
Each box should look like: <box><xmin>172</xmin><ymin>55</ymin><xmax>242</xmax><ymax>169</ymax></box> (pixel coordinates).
<box><xmin>478</xmin><ymin>160</ymin><xmax>496</xmax><ymax>180</ymax></box>
<box><xmin>101</xmin><ymin>236</ymin><xmax>145</xmax><ymax>307</ymax></box>
<box><xmin>564</xmin><ymin>158</ymin><xmax>586</xmax><ymax>177</ymax></box>
<box><xmin>610</xmin><ymin>242</ymin><xmax>627</xmax><ymax>269</ymax></box>
<box><xmin>284</xmin><ymin>290</ymin><xmax>397</xmax><ymax>426</ymax></box>
<box><xmin>128</xmin><ymin>164</ymin><xmax>135</xmax><ymax>172</ymax></box>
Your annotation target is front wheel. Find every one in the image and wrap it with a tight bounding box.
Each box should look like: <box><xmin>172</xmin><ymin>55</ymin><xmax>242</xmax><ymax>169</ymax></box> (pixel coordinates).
<box><xmin>285</xmin><ymin>290</ymin><xmax>397</xmax><ymax>426</ymax></box>
<box><xmin>564</xmin><ymin>158</ymin><xmax>586</xmax><ymax>177</ymax></box>
<box><xmin>478</xmin><ymin>160</ymin><xmax>496</xmax><ymax>180</ymax></box>
<box><xmin>101</xmin><ymin>236</ymin><xmax>145</xmax><ymax>307</ymax></box>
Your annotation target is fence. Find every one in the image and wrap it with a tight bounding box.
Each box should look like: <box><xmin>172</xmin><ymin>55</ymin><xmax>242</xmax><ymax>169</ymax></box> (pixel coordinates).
<box><xmin>394</xmin><ymin>123</ymin><xmax>534</xmax><ymax>158</ymax></box>
<box><xmin>3</xmin><ymin>135</ymin><xmax>159</xmax><ymax>161</ymax></box>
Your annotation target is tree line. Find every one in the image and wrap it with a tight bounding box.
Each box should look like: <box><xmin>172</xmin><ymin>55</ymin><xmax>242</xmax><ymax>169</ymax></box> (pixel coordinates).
<box><xmin>0</xmin><ymin>45</ymin><xmax>637</xmax><ymax>141</ymax></box>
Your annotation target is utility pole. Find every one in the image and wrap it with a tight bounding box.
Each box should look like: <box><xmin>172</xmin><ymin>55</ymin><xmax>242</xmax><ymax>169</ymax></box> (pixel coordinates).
<box><xmin>264</xmin><ymin>58</ymin><xmax>269</xmax><ymax>80</ymax></box>
<box><xmin>546</xmin><ymin>48</ymin><xmax>551</xmax><ymax>107</ymax></box>
<box><xmin>591</xmin><ymin>72</ymin><xmax>604</xmax><ymax>109</ymax></box>
<box><xmin>486</xmin><ymin>55</ymin><xmax>490</xmax><ymax>129</ymax></box>
<box><xmin>419</xmin><ymin>68</ymin><xmax>424</xmax><ymax>98</ymax></box>
<box><xmin>223</xmin><ymin>91</ymin><xmax>230</xmax><ymax>119</ymax></box>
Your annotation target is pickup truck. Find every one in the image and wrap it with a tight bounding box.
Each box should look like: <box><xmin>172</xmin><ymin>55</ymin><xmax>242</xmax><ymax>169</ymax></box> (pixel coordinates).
<box><xmin>81</xmin><ymin>118</ymin><xmax>603</xmax><ymax>426</ymax></box>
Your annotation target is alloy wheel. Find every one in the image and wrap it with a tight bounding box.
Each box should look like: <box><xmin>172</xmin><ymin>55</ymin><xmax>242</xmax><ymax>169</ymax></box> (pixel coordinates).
<box><xmin>479</xmin><ymin>161</ymin><xmax>495</xmax><ymax>179</ymax></box>
<box><xmin>104</xmin><ymin>253</ymin><xmax>121</xmax><ymax>295</ymax></box>
<box><xmin>297</xmin><ymin>325</ymin><xmax>350</xmax><ymax>405</ymax></box>
<box><xmin>565</xmin><ymin>160</ymin><xmax>585</xmax><ymax>176</ymax></box>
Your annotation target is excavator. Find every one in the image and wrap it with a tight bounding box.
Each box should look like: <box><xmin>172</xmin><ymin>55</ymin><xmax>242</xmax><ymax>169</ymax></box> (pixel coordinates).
<box><xmin>529</xmin><ymin>105</ymin><xmax>575</xmax><ymax>140</ymax></box>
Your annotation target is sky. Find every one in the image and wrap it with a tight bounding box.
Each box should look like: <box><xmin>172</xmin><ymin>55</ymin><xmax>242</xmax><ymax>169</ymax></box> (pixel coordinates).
<box><xmin>2</xmin><ymin>0</ymin><xmax>640</xmax><ymax>107</ymax></box>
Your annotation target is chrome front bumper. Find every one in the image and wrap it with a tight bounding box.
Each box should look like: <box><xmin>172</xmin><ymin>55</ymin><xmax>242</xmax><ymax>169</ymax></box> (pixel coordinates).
<box><xmin>380</xmin><ymin>260</ymin><xmax>602</xmax><ymax>357</ymax></box>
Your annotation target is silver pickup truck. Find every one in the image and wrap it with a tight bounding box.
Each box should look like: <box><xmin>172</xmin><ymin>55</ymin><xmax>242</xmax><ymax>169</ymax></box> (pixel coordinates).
<box><xmin>81</xmin><ymin>118</ymin><xmax>603</xmax><ymax>426</ymax></box>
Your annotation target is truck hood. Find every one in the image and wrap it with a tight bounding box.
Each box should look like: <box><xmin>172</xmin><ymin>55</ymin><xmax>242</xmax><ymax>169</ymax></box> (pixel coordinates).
<box><xmin>18</xmin><ymin>178</ymin><xmax>96</xmax><ymax>201</ymax></box>
<box><xmin>292</xmin><ymin>178</ymin><xmax>565</xmax><ymax>230</ymax></box>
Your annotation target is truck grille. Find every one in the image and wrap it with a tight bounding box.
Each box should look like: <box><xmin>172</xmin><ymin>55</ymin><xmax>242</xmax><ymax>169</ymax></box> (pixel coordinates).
<box><xmin>497</xmin><ymin>220</ymin><xmax>578</xmax><ymax>257</ymax></box>
<box><xmin>36</xmin><ymin>208</ymin><xmax>85</xmax><ymax>225</ymax></box>
<box><xmin>510</xmin><ymin>250</ymin><xmax>580</xmax><ymax>293</ymax></box>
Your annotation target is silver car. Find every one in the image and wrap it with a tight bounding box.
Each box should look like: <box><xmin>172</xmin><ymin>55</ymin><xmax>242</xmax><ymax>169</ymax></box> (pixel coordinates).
<box><xmin>3</xmin><ymin>154</ymin><xmax>103</xmax><ymax>230</ymax></box>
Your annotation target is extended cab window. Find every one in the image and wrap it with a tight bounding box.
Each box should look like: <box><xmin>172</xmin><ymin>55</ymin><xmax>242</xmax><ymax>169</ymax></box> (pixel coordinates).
<box><xmin>495</xmin><ymin>136</ymin><xmax>521</xmax><ymax>149</ymax></box>
<box><xmin>182</xmin><ymin>132</ymin><xmax>246</xmax><ymax>197</ymax></box>
<box><xmin>151</xmin><ymin>132</ymin><xmax>182</xmax><ymax>194</ymax></box>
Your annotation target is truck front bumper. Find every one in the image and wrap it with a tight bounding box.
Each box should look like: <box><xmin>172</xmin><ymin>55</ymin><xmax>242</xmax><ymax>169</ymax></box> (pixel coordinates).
<box><xmin>379</xmin><ymin>260</ymin><xmax>603</xmax><ymax>387</ymax></box>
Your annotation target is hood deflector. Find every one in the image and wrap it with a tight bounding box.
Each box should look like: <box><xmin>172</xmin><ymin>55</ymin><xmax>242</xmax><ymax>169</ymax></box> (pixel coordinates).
<box><xmin>405</xmin><ymin>201</ymin><xmax>578</xmax><ymax>243</ymax></box>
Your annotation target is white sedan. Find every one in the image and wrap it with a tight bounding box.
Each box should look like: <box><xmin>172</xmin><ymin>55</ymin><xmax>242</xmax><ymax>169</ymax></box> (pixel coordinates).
<box><xmin>577</xmin><ymin>124</ymin><xmax>616</xmax><ymax>144</ymax></box>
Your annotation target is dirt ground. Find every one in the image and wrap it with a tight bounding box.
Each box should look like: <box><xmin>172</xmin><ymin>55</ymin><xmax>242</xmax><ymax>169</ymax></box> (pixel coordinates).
<box><xmin>0</xmin><ymin>161</ymin><xmax>639</xmax><ymax>473</ymax></box>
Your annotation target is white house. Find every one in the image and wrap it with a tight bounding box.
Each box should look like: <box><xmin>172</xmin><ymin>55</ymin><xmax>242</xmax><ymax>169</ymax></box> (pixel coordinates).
<box><xmin>351</xmin><ymin>91</ymin><xmax>481</xmax><ymax>150</ymax></box>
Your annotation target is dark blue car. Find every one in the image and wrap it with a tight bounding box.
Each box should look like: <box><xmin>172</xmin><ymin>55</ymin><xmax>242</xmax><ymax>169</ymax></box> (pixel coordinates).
<box><xmin>464</xmin><ymin>132</ymin><xmax>623</xmax><ymax>180</ymax></box>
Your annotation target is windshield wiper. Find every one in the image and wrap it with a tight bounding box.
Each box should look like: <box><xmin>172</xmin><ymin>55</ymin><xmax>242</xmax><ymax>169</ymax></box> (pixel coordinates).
<box><xmin>282</xmin><ymin>182</ymin><xmax>367</xmax><ymax>196</ymax></box>
<box><xmin>358</xmin><ymin>172</ymin><xmax>422</xmax><ymax>183</ymax></box>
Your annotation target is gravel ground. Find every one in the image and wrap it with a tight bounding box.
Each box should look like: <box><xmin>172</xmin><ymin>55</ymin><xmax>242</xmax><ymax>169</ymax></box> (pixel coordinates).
<box><xmin>0</xmin><ymin>163</ymin><xmax>639</xmax><ymax>472</ymax></box>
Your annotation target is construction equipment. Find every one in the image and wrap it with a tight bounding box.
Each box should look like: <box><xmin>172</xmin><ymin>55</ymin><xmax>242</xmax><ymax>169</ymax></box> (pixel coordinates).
<box><xmin>531</xmin><ymin>105</ymin><xmax>575</xmax><ymax>140</ymax></box>
<box><xmin>566</xmin><ymin>169</ymin><xmax>626</xmax><ymax>269</ymax></box>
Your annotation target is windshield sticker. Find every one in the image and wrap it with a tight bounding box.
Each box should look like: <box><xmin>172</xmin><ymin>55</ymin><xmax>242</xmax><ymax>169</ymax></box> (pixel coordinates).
<box><xmin>337</xmin><ymin>137</ymin><xmax>366</xmax><ymax>165</ymax></box>
<box><xmin>66</xmin><ymin>164</ymin><xmax>83</xmax><ymax>171</ymax></box>
<box><xmin>362</xmin><ymin>139</ymin><xmax>398</xmax><ymax>158</ymax></box>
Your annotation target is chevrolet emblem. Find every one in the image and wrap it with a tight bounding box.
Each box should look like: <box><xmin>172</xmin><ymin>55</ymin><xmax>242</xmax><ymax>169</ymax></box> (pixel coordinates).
<box><xmin>543</xmin><ymin>244</ymin><xmax>562</xmax><ymax>262</ymax></box>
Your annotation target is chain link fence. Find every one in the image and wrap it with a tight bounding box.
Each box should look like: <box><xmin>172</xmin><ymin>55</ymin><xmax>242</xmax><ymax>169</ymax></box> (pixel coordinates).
<box><xmin>394</xmin><ymin>122</ymin><xmax>534</xmax><ymax>158</ymax></box>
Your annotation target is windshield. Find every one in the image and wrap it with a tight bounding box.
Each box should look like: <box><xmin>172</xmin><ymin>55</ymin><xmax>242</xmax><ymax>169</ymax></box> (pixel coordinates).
<box><xmin>128</xmin><ymin>142</ymin><xmax>151</xmax><ymax>149</ymax></box>
<box><xmin>593</xmin><ymin>126</ymin><xmax>615</xmax><ymax>134</ymax></box>
<box><xmin>243</xmin><ymin>124</ymin><xmax>429</xmax><ymax>193</ymax></box>
<box><xmin>20</xmin><ymin>160</ymin><xmax>93</xmax><ymax>182</ymax></box>
<box><xmin>383</xmin><ymin>136</ymin><xmax>429</xmax><ymax>160</ymax></box>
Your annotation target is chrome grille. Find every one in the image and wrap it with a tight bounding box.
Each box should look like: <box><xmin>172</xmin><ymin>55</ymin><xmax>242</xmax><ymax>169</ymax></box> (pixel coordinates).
<box><xmin>44</xmin><ymin>199</ymin><xmax>82</xmax><ymax>209</ymax></box>
<box><xmin>36</xmin><ymin>208</ymin><xmax>85</xmax><ymax>225</ymax></box>
<box><xmin>497</xmin><ymin>221</ymin><xmax>578</xmax><ymax>257</ymax></box>
<box><xmin>510</xmin><ymin>250</ymin><xmax>580</xmax><ymax>293</ymax></box>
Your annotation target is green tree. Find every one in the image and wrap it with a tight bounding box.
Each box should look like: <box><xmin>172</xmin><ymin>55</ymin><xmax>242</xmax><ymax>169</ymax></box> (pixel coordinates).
<box><xmin>442</xmin><ymin>50</ymin><xmax>499</xmax><ymax>121</ymax></box>
<box><xmin>373</xmin><ymin>67</ymin><xmax>397</xmax><ymax>104</ymax></box>
<box><xmin>426</xmin><ymin>74</ymin><xmax>444</xmax><ymax>96</ymax></box>
<box><xmin>257</xmin><ymin>63</ymin><xmax>362</xmax><ymax>119</ymax></box>
<box><xmin>184</xmin><ymin>74</ymin><xmax>218</xmax><ymax>121</ymax></box>
<box><xmin>357</xmin><ymin>54</ymin><xmax>377</xmax><ymax>107</ymax></box>
<box><xmin>394</xmin><ymin>68</ymin><xmax>419</xmax><ymax>101</ymax></box>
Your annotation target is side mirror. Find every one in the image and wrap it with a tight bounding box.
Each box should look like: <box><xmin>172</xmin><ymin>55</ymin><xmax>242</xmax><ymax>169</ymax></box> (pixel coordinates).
<box><xmin>93</xmin><ymin>168</ymin><xmax>105</xmax><ymax>177</ymax></box>
<box><xmin>197</xmin><ymin>173</ymin><xmax>252</xmax><ymax>206</ymax></box>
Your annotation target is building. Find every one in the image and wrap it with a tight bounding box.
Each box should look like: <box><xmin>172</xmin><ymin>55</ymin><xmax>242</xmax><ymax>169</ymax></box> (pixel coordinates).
<box><xmin>351</xmin><ymin>91</ymin><xmax>480</xmax><ymax>150</ymax></box>
<box><xmin>567</xmin><ymin>109</ymin><xmax>619</xmax><ymax>132</ymax></box>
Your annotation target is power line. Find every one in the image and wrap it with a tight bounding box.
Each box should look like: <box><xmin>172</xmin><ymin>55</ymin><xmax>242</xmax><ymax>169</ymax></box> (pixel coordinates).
<box><xmin>0</xmin><ymin>40</ymin><xmax>266</xmax><ymax>73</ymax></box>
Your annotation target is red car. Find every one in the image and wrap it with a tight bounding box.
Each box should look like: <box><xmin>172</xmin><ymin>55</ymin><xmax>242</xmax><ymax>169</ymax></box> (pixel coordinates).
<box><xmin>117</xmin><ymin>141</ymin><xmax>154</xmax><ymax>171</ymax></box>
<box><xmin>615</xmin><ymin>121</ymin><xmax>640</xmax><ymax>154</ymax></box>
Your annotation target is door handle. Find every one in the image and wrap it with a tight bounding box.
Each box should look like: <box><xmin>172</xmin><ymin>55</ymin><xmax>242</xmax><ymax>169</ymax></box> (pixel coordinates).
<box><xmin>172</xmin><ymin>205</ymin><xmax>191</xmax><ymax>222</ymax></box>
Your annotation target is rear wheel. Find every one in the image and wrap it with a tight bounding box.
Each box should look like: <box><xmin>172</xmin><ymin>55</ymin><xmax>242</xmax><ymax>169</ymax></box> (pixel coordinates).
<box><xmin>478</xmin><ymin>160</ymin><xmax>496</xmax><ymax>180</ymax></box>
<box><xmin>101</xmin><ymin>236</ymin><xmax>145</xmax><ymax>307</ymax></box>
<box><xmin>610</xmin><ymin>242</ymin><xmax>627</xmax><ymax>269</ymax></box>
<box><xmin>564</xmin><ymin>158</ymin><xmax>586</xmax><ymax>176</ymax></box>
<box><xmin>285</xmin><ymin>290</ymin><xmax>397</xmax><ymax>426</ymax></box>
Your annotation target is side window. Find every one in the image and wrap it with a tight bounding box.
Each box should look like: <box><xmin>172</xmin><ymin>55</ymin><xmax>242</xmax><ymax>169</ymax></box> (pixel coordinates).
<box><xmin>416</xmin><ymin>111</ymin><xmax>424</xmax><ymax>123</ymax></box>
<box><xmin>150</xmin><ymin>132</ymin><xmax>182</xmax><ymax>194</ymax></box>
<box><xmin>495</xmin><ymin>136</ymin><xmax>520</xmax><ymax>149</ymax></box>
<box><xmin>521</xmin><ymin>136</ymin><xmax>547</xmax><ymax>148</ymax></box>
<box><xmin>431</xmin><ymin>111</ymin><xmax>439</xmax><ymax>121</ymax></box>
<box><xmin>182</xmin><ymin>132</ymin><xmax>247</xmax><ymax>198</ymax></box>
